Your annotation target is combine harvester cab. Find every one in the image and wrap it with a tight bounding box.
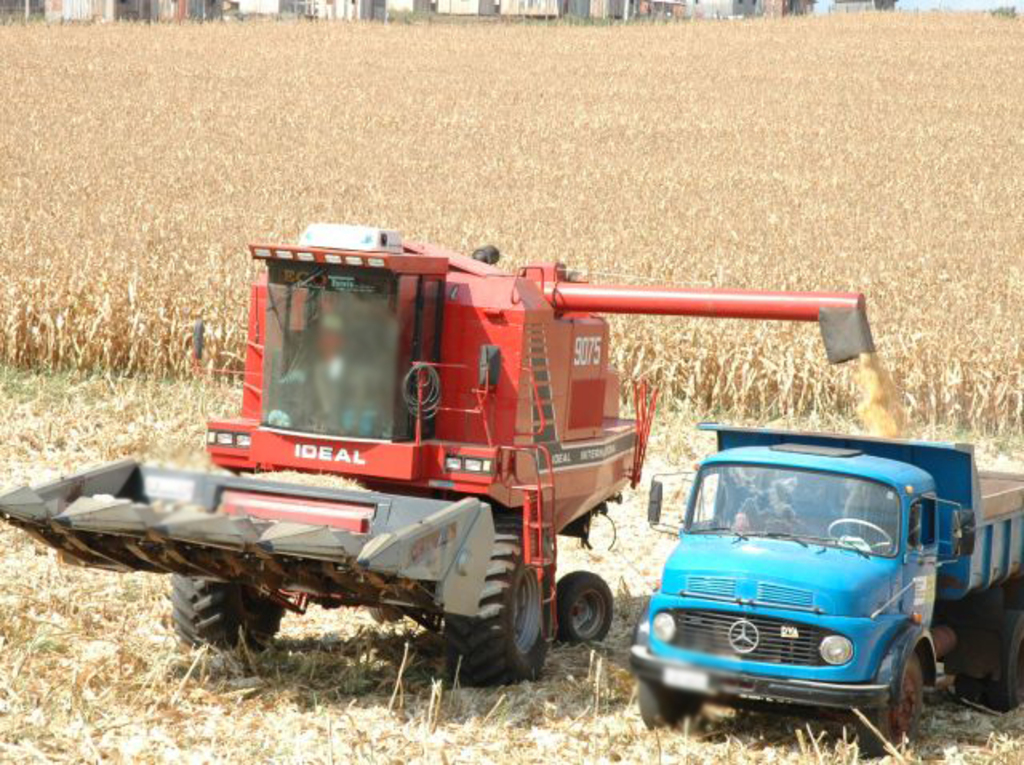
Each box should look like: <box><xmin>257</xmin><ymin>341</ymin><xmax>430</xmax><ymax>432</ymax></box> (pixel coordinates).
<box><xmin>0</xmin><ymin>224</ymin><xmax>876</xmax><ymax>686</ymax></box>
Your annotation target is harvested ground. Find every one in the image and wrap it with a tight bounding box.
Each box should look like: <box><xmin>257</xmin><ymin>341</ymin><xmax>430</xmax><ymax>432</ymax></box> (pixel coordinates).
<box><xmin>1</xmin><ymin>15</ymin><xmax>1024</xmax><ymax>430</ymax></box>
<box><xmin>3</xmin><ymin>367</ymin><xmax>1024</xmax><ymax>763</ymax></box>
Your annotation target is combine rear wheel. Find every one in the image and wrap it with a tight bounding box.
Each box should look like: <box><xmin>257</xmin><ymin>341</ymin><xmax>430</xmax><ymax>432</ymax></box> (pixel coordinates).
<box><xmin>171</xmin><ymin>575</ymin><xmax>285</xmax><ymax>650</ymax></box>
<box><xmin>444</xmin><ymin>527</ymin><xmax>548</xmax><ymax>686</ymax></box>
<box><xmin>556</xmin><ymin>571</ymin><xmax>614</xmax><ymax>644</ymax></box>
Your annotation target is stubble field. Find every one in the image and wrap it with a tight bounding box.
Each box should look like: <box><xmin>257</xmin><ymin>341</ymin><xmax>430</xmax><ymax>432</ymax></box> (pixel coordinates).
<box><xmin>2</xmin><ymin>12</ymin><xmax>1024</xmax><ymax>764</ymax></box>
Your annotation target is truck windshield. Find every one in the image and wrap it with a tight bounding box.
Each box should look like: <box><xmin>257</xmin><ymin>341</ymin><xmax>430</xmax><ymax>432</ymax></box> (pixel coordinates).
<box><xmin>688</xmin><ymin>464</ymin><xmax>901</xmax><ymax>556</ymax></box>
<box><xmin>262</xmin><ymin>267</ymin><xmax>401</xmax><ymax>440</ymax></box>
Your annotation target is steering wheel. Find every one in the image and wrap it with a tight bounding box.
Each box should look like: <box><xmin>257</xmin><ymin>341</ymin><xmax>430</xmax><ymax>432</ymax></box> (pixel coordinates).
<box><xmin>827</xmin><ymin>518</ymin><xmax>893</xmax><ymax>550</ymax></box>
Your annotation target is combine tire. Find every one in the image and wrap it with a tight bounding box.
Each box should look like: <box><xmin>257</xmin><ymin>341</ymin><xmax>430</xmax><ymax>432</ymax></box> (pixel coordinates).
<box><xmin>171</xmin><ymin>575</ymin><xmax>285</xmax><ymax>650</ymax></box>
<box><xmin>444</xmin><ymin>526</ymin><xmax>548</xmax><ymax>686</ymax></box>
<box><xmin>556</xmin><ymin>571</ymin><xmax>613</xmax><ymax>644</ymax></box>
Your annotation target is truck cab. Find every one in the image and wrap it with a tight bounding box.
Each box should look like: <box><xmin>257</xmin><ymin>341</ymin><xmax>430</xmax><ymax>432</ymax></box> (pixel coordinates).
<box><xmin>631</xmin><ymin>425</ymin><xmax>994</xmax><ymax>757</ymax></box>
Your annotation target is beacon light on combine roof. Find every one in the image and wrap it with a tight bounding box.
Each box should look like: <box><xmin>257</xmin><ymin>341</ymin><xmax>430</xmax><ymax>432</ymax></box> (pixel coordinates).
<box><xmin>298</xmin><ymin>224</ymin><xmax>403</xmax><ymax>254</ymax></box>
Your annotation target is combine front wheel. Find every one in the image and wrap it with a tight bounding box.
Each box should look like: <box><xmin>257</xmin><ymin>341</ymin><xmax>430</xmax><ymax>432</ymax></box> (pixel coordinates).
<box><xmin>444</xmin><ymin>530</ymin><xmax>548</xmax><ymax>686</ymax></box>
<box><xmin>171</xmin><ymin>575</ymin><xmax>285</xmax><ymax>650</ymax></box>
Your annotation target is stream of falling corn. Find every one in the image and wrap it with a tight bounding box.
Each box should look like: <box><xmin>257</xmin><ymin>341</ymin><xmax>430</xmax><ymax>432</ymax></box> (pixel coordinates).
<box><xmin>854</xmin><ymin>352</ymin><xmax>907</xmax><ymax>438</ymax></box>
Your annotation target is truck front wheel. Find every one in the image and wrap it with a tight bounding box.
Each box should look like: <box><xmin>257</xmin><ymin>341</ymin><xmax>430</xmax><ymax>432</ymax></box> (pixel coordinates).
<box><xmin>858</xmin><ymin>652</ymin><xmax>923</xmax><ymax>758</ymax></box>
<box><xmin>637</xmin><ymin>678</ymin><xmax>704</xmax><ymax>729</ymax></box>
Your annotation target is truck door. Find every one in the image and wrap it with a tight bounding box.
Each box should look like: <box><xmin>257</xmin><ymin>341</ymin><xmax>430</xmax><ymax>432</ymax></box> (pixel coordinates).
<box><xmin>903</xmin><ymin>496</ymin><xmax>939</xmax><ymax>622</ymax></box>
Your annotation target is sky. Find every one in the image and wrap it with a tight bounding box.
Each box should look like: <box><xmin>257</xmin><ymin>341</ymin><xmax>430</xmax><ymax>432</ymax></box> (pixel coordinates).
<box><xmin>817</xmin><ymin>0</ymin><xmax>1018</xmax><ymax>11</ymax></box>
<box><xmin>897</xmin><ymin>0</ymin><xmax>1018</xmax><ymax>7</ymax></box>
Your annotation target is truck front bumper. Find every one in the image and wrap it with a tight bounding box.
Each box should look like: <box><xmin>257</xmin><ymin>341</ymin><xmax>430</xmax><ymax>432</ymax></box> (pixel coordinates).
<box><xmin>630</xmin><ymin>645</ymin><xmax>890</xmax><ymax>710</ymax></box>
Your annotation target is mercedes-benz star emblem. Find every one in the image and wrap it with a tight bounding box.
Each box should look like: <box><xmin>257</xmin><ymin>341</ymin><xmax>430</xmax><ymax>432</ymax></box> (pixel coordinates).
<box><xmin>728</xmin><ymin>619</ymin><xmax>760</xmax><ymax>654</ymax></box>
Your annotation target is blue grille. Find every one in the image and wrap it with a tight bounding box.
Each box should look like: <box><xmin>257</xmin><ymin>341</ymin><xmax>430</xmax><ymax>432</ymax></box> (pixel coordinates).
<box><xmin>757</xmin><ymin>582</ymin><xmax>814</xmax><ymax>608</ymax></box>
<box><xmin>686</xmin><ymin>576</ymin><xmax>737</xmax><ymax>599</ymax></box>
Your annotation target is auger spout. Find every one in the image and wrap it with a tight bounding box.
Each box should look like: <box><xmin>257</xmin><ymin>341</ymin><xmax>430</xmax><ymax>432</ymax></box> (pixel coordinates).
<box><xmin>545</xmin><ymin>282</ymin><xmax>875</xmax><ymax>364</ymax></box>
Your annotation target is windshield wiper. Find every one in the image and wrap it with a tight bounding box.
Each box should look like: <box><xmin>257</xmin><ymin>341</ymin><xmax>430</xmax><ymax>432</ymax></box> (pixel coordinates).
<box><xmin>828</xmin><ymin>537</ymin><xmax>871</xmax><ymax>559</ymax></box>
<box><xmin>785</xmin><ymin>534</ymin><xmax>871</xmax><ymax>559</ymax></box>
<box><xmin>689</xmin><ymin>526</ymin><xmax>748</xmax><ymax>541</ymax></box>
<box><xmin>754</xmin><ymin>531</ymin><xmax>809</xmax><ymax>548</ymax></box>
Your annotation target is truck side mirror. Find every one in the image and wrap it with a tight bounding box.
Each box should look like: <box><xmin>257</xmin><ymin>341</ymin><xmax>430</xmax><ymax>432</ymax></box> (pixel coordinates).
<box><xmin>648</xmin><ymin>480</ymin><xmax>663</xmax><ymax>526</ymax></box>
<box><xmin>953</xmin><ymin>508</ymin><xmax>976</xmax><ymax>557</ymax></box>
<box><xmin>193</xmin><ymin>319</ymin><xmax>205</xmax><ymax>363</ymax></box>
<box><xmin>478</xmin><ymin>345</ymin><xmax>501</xmax><ymax>389</ymax></box>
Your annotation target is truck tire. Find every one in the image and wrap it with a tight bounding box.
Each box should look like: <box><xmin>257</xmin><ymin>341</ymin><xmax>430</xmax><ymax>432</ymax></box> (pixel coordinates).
<box><xmin>444</xmin><ymin>527</ymin><xmax>548</xmax><ymax>686</ymax></box>
<box><xmin>556</xmin><ymin>571</ymin><xmax>614</xmax><ymax>644</ymax></box>
<box><xmin>171</xmin><ymin>575</ymin><xmax>285</xmax><ymax>650</ymax></box>
<box><xmin>858</xmin><ymin>652</ymin><xmax>924</xmax><ymax>758</ymax></box>
<box><xmin>637</xmin><ymin>677</ymin><xmax>704</xmax><ymax>729</ymax></box>
<box><xmin>983</xmin><ymin>610</ymin><xmax>1024</xmax><ymax>712</ymax></box>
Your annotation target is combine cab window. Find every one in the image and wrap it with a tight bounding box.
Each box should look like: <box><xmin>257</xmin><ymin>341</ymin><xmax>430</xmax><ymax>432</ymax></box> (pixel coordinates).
<box><xmin>262</xmin><ymin>264</ymin><xmax>404</xmax><ymax>440</ymax></box>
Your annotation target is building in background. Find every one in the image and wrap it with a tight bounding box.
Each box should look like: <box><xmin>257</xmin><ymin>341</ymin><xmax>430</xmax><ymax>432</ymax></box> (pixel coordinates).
<box><xmin>437</xmin><ymin>0</ymin><xmax>496</xmax><ymax>14</ymax></box>
<box><xmin>833</xmin><ymin>0</ymin><xmax>895</xmax><ymax>10</ymax></box>
<box><xmin>387</xmin><ymin>0</ymin><xmax>431</xmax><ymax>14</ymax></box>
<box><xmin>689</xmin><ymin>0</ymin><xmax>759</xmax><ymax>17</ymax></box>
<box><xmin>0</xmin><ymin>0</ymin><xmax>45</xmax><ymax>19</ymax></box>
<box><xmin>499</xmin><ymin>0</ymin><xmax>622</xmax><ymax>15</ymax></box>
<box><xmin>762</xmin><ymin>0</ymin><xmax>811</xmax><ymax>15</ymax></box>
<box><xmin>40</xmin><ymin>0</ymin><xmax>219</xmax><ymax>19</ymax></box>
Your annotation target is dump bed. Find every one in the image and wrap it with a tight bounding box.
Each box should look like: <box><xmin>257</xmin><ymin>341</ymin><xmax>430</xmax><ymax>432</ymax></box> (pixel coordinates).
<box><xmin>701</xmin><ymin>425</ymin><xmax>1024</xmax><ymax>601</ymax></box>
<box><xmin>978</xmin><ymin>472</ymin><xmax>1024</xmax><ymax>522</ymax></box>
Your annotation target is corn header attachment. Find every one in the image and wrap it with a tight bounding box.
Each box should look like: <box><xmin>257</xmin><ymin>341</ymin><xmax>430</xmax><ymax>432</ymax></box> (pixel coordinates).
<box><xmin>0</xmin><ymin>460</ymin><xmax>495</xmax><ymax>618</ymax></box>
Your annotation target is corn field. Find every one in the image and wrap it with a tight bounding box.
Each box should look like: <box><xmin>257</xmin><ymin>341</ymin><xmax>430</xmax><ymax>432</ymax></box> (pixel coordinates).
<box><xmin>1</xmin><ymin>15</ymin><xmax>1023</xmax><ymax>432</ymax></box>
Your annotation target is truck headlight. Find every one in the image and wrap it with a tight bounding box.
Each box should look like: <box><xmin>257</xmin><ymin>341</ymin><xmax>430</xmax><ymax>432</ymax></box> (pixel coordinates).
<box><xmin>653</xmin><ymin>612</ymin><xmax>676</xmax><ymax>643</ymax></box>
<box><xmin>819</xmin><ymin>635</ymin><xmax>854</xmax><ymax>665</ymax></box>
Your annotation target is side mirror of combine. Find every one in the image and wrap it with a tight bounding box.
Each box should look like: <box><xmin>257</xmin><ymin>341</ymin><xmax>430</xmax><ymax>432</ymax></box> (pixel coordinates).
<box><xmin>193</xmin><ymin>319</ymin><xmax>205</xmax><ymax>363</ymax></box>
<box><xmin>648</xmin><ymin>480</ymin><xmax>663</xmax><ymax>526</ymax></box>
<box><xmin>478</xmin><ymin>345</ymin><xmax>501</xmax><ymax>389</ymax></box>
<box><xmin>953</xmin><ymin>508</ymin><xmax>976</xmax><ymax>557</ymax></box>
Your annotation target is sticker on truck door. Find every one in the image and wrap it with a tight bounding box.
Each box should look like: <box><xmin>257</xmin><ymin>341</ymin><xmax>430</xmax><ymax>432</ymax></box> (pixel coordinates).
<box><xmin>913</xmin><ymin>574</ymin><xmax>936</xmax><ymax>606</ymax></box>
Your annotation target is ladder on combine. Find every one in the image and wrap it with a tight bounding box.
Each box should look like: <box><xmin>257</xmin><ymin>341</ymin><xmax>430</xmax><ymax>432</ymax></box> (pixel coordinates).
<box><xmin>505</xmin><ymin>444</ymin><xmax>557</xmax><ymax>639</ymax></box>
<box><xmin>507</xmin><ymin>322</ymin><xmax>560</xmax><ymax>637</ymax></box>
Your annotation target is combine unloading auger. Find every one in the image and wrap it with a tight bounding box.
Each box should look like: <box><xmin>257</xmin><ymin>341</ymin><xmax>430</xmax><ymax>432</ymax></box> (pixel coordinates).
<box><xmin>0</xmin><ymin>224</ymin><xmax>874</xmax><ymax>685</ymax></box>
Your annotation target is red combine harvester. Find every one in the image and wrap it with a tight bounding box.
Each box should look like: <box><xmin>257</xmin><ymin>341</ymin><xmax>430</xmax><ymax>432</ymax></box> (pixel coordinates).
<box><xmin>0</xmin><ymin>225</ymin><xmax>874</xmax><ymax>685</ymax></box>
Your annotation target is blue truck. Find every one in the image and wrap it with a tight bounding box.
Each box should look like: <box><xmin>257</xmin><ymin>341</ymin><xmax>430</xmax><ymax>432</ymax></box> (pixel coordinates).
<box><xmin>630</xmin><ymin>425</ymin><xmax>1024</xmax><ymax>756</ymax></box>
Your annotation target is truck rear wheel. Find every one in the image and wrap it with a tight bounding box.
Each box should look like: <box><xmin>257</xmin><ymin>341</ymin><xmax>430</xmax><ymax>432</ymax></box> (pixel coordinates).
<box><xmin>171</xmin><ymin>575</ymin><xmax>285</xmax><ymax>650</ymax></box>
<box><xmin>556</xmin><ymin>571</ymin><xmax>614</xmax><ymax>643</ymax></box>
<box><xmin>858</xmin><ymin>652</ymin><xmax>923</xmax><ymax>758</ymax></box>
<box><xmin>637</xmin><ymin>677</ymin><xmax>704</xmax><ymax>728</ymax></box>
<box><xmin>983</xmin><ymin>610</ymin><xmax>1024</xmax><ymax>712</ymax></box>
<box><xmin>444</xmin><ymin>529</ymin><xmax>549</xmax><ymax>686</ymax></box>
